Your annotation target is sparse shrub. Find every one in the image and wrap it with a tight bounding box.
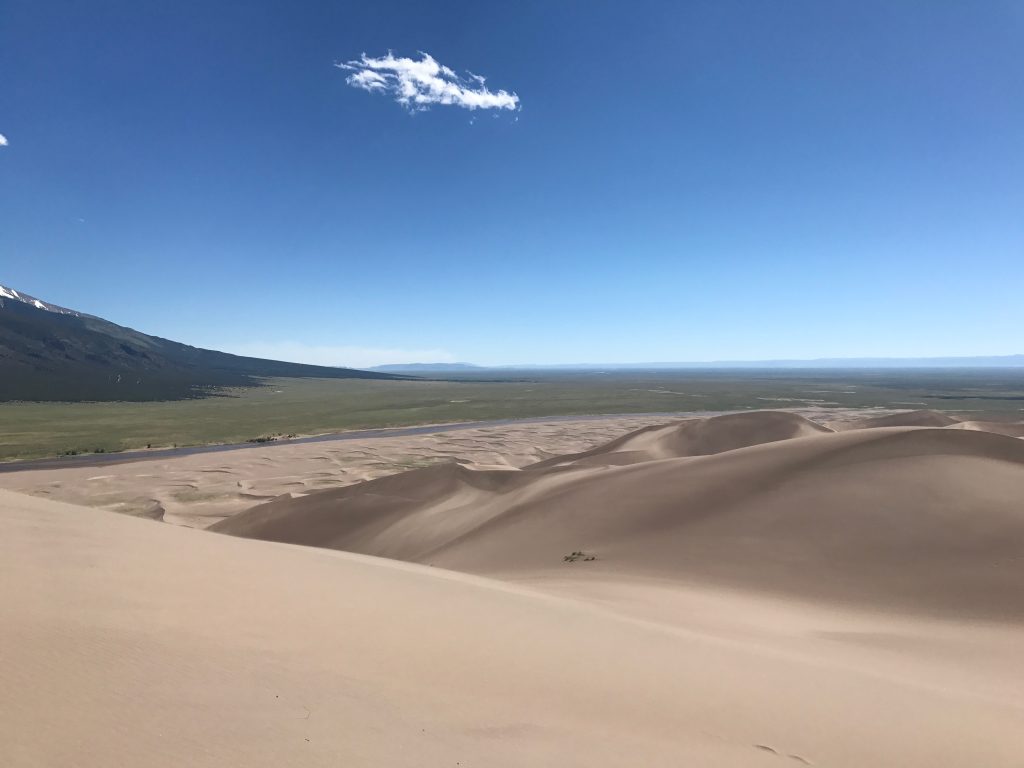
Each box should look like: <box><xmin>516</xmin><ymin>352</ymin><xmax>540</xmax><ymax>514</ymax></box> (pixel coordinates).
<box><xmin>247</xmin><ymin>435</ymin><xmax>277</xmax><ymax>444</ymax></box>
<box><xmin>563</xmin><ymin>550</ymin><xmax>597</xmax><ymax>563</ymax></box>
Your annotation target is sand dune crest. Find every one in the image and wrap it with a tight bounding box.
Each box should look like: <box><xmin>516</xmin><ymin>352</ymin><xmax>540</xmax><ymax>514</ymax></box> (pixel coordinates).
<box><xmin>529</xmin><ymin>410</ymin><xmax>833</xmax><ymax>468</ymax></box>
<box><xmin>840</xmin><ymin>409</ymin><xmax>962</xmax><ymax>429</ymax></box>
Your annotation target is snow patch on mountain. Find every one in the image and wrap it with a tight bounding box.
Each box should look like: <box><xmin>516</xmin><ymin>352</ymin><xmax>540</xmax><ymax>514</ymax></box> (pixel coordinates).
<box><xmin>0</xmin><ymin>283</ymin><xmax>81</xmax><ymax>316</ymax></box>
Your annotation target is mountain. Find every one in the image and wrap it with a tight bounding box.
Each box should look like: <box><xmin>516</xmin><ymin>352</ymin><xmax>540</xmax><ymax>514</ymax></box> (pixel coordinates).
<box><xmin>0</xmin><ymin>283</ymin><xmax>405</xmax><ymax>402</ymax></box>
<box><xmin>370</xmin><ymin>362</ymin><xmax>483</xmax><ymax>372</ymax></box>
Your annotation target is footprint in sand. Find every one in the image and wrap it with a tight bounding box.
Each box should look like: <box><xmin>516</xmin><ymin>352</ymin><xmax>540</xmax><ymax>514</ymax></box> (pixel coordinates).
<box><xmin>754</xmin><ymin>745</ymin><xmax>814</xmax><ymax>765</ymax></box>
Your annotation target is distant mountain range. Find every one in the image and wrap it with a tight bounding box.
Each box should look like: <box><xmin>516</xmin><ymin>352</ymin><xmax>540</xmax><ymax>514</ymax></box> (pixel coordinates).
<box><xmin>371</xmin><ymin>363</ymin><xmax>483</xmax><ymax>372</ymax></box>
<box><xmin>373</xmin><ymin>356</ymin><xmax>1024</xmax><ymax>372</ymax></box>
<box><xmin>0</xmin><ymin>284</ymin><xmax>404</xmax><ymax>402</ymax></box>
<box><xmin>5</xmin><ymin>280</ymin><xmax>1019</xmax><ymax>403</ymax></box>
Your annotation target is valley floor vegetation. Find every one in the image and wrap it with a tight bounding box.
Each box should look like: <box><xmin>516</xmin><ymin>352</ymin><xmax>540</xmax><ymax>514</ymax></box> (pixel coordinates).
<box><xmin>1</xmin><ymin>368</ymin><xmax>1023</xmax><ymax>462</ymax></box>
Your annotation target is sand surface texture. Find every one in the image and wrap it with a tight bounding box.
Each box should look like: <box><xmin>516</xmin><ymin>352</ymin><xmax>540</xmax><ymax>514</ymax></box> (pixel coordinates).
<box><xmin>0</xmin><ymin>409</ymin><xmax>893</xmax><ymax>527</ymax></box>
<box><xmin>0</xmin><ymin>415</ymin><xmax>685</xmax><ymax>526</ymax></box>
<box><xmin>3</xmin><ymin>409</ymin><xmax>1024</xmax><ymax>766</ymax></box>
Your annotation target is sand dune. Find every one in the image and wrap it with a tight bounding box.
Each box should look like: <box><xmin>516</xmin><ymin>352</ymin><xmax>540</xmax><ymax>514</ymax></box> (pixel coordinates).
<box><xmin>949</xmin><ymin>419</ymin><xmax>1024</xmax><ymax>437</ymax></box>
<box><xmin>0</xmin><ymin>415</ymin><xmax>685</xmax><ymax>527</ymax></box>
<box><xmin>5</xmin><ymin>410</ymin><xmax>1024</xmax><ymax>765</ymax></box>
<box><xmin>216</xmin><ymin>412</ymin><xmax>1024</xmax><ymax>620</ymax></box>
<box><xmin>837</xmin><ymin>408</ymin><xmax>962</xmax><ymax>429</ymax></box>
<box><xmin>4</xmin><ymin>488</ymin><xmax>1024</xmax><ymax>767</ymax></box>
<box><xmin>529</xmin><ymin>410</ymin><xmax>833</xmax><ymax>468</ymax></box>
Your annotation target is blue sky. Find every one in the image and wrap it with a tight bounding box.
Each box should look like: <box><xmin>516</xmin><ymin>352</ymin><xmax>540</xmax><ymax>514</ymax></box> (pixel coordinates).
<box><xmin>2</xmin><ymin>1</ymin><xmax>1022</xmax><ymax>366</ymax></box>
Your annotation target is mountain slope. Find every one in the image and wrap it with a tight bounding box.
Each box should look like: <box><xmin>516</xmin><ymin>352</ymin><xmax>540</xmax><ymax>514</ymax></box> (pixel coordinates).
<box><xmin>0</xmin><ymin>283</ymin><xmax>404</xmax><ymax>401</ymax></box>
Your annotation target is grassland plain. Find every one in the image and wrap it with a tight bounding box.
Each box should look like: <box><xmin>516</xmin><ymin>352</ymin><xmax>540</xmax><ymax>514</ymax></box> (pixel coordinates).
<box><xmin>1</xmin><ymin>368</ymin><xmax>1023</xmax><ymax>461</ymax></box>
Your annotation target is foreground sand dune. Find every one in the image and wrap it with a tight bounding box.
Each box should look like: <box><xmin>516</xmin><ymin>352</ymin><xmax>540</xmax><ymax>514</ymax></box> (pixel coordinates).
<box><xmin>3</xmin><ymin>489</ymin><xmax>1024</xmax><ymax>767</ymax></box>
<box><xmin>216</xmin><ymin>413</ymin><xmax>1024</xmax><ymax>620</ymax></box>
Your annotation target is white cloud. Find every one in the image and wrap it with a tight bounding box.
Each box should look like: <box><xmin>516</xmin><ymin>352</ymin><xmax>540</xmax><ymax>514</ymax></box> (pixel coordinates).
<box><xmin>0</xmin><ymin>134</ymin><xmax>8</xmax><ymax>147</ymax></box>
<box><xmin>338</xmin><ymin>52</ymin><xmax>519</xmax><ymax>112</ymax></box>
<box><xmin>221</xmin><ymin>341</ymin><xmax>458</xmax><ymax>370</ymax></box>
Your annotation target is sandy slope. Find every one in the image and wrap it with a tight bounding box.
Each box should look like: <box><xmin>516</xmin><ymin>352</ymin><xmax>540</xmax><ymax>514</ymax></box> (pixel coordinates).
<box><xmin>216</xmin><ymin>413</ymin><xmax>1024</xmax><ymax>620</ymax></box>
<box><xmin>3</xmin><ymin>489</ymin><xmax>1023</xmax><ymax>767</ymax></box>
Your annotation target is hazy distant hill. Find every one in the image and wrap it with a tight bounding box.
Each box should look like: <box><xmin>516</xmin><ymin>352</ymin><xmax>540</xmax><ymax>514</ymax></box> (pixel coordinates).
<box><xmin>379</xmin><ymin>356</ymin><xmax>1024</xmax><ymax>371</ymax></box>
<box><xmin>371</xmin><ymin>362</ymin><xmax>484</xmax><ymax>372</ymax></box>
<box><xmin>515</xmin><ymin>356</ymin><xmax>1024</xmax><ymax>369</ymax></box>
<box><xmin>0</xmin><ymin>284</ymin><xmax>405</xmax><ymax>402</ymax></box>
